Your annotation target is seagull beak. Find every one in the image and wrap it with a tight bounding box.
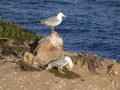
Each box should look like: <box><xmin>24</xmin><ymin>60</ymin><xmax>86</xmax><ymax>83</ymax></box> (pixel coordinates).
<box><xmin>63</xmin><ymin>15</ymin><xmax>67</xmax><ymax>19</ymax></box>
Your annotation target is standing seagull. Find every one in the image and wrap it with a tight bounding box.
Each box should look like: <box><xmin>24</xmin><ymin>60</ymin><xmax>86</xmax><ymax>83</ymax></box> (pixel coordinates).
<box><xmin>37</xmin><ymin>12</ymin><xmax>67</xmax><ymax>33</ymax></box>
<box><xmin>46</xmin><ymin>56</ymin><xmax>73</xmax><ymax>74</ymax></box>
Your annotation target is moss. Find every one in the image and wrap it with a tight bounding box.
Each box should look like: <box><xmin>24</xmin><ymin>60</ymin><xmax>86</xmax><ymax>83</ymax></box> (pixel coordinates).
<box><xmin>0</xmin><ymin>40</ymin><xmax>7</xmax><ymax>47</ymax></box>
<box><xmin>0</xmin><ymin>20</ymin><xmax>42</xmax><ymax>56</ymax></box>
<box><xmin>0</xmin><ymin>20</ymin><xmax>41</xmax><ymax>45</ymax></box>
<box><xmin>49</xmin><ymin>68</ymin><xmax>81</xmax><ymax>79</ymax></box>
<box><xmin>2</xmin><ymin>46</ymin><xmax>29</xmax><ymax>56</ymax></box>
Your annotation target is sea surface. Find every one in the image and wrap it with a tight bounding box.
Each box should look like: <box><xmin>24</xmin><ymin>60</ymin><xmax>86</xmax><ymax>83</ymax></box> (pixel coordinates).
<box><xmin>0</xmin><ymin>0</ymin><xmax>120</xmax><ymax>61</ymax></box>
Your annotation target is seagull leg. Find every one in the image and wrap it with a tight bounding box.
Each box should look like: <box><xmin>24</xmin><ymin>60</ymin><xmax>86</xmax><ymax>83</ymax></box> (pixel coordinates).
<box><xmin>50</xmin><ymin>26</ymin><xmax>54</xmax><ymax>33</ymax></box>
<box><xmin>61</xmin><ymin>69</ymin><xmax>65</xmax><ymax>74</ymax></box>
<box><xmin>58</xmin><ymin>67</ymin><xmax>65</xmax><ymax>74</ymax></box>
<box><xmin>58</xmin><ymin>67</ymin><xmax>61</xmax><ymax>73</ymax></box>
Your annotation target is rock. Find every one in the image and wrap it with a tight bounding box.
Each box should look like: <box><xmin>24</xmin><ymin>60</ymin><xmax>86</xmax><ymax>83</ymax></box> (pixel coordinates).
<box><xmin>21</xmin><ymin>31</ymin><xmax>120</xmax><ymax>78</ymax></box>
<box><xmin>1</xmin><ymin>29</ymin><xmax>120</xmax><ymax>90</ymax></box>
<box><xmin>22</xmin><ymin>31</ymin><xmax>64</xmax><ymax>68</ymax></box>
<box><xmin>107</xmin><ymin>62</ymin><xmax>120</xmax><ymax>76</ymax></box>
<box><xmin>33</xmin><ymin>31</ymin><xmax>64</xmax><ymax>64</ymax></box>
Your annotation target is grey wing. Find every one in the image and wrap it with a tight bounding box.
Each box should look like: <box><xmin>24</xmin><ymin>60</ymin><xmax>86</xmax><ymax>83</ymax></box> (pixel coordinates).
<box><xmin>41</xmin><ymin>16</ymin><xmax>59</xmax><ymax>24</ymax></box>
<box><xmin>48</xmin><ymin>58</ymin><xmax>67</xmax><ymax>67</ymax></box>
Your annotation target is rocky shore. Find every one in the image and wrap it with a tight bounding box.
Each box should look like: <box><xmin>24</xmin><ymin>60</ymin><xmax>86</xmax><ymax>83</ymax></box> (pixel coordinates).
<box><xmin>0</xmin><ymin>20</ymin><xmax>120</xmax><ymax>90</ymax></box>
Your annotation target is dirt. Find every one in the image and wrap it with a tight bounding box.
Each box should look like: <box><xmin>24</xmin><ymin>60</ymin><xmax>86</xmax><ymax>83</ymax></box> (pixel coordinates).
<box><xmin>1</xmin><ymin>21</ymin><xmax>119</xmax><ymax>90</ymax></box>
<box><xmin>0</xmin><ymin>30</ymin><xmax>120</xmax><ymax>90</ymax></box>
<box><xmin>0</xmin><ymin>59</ymin><xmax>120</xmax><ymax>90</ymax></box>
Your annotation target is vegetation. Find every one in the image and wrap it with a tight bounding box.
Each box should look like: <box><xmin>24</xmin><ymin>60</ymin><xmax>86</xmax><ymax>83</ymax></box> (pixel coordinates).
<box><xmin>0</xmin><ymin>20</ymin><xmax>41</xmax><ymax>55</ymax></box>
<box><xmin>50</xmin><ymin>68</ymin><xmax>80</xmax><ymax>79</ymax></box>
<box><xmin>0</xmin><ymin>20</ymin><xmax>41</xmax><ymax>44</ymax></box>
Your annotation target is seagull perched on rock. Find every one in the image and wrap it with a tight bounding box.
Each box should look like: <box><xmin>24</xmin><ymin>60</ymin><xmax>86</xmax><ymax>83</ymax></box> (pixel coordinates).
<box><xmin>46</xmin><ymin>56</ymin><xmax>73</xmax><ymax>74</ymax></box>
<box><xmin>37</xmin><ymin>12</ymin><xmax>67</xmax><ymax>33</ymax></box>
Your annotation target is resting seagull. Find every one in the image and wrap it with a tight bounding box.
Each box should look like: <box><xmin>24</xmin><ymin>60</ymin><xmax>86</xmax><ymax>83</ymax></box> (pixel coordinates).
<box><xmin>46</xmin><ymin>56</ymin><xmax>73</xmax><ymax>74</ymax></box>
<box><xmin>37</xmin><ymin>12</ymin><xmax>67</xmax><ymax>33</ymax></box>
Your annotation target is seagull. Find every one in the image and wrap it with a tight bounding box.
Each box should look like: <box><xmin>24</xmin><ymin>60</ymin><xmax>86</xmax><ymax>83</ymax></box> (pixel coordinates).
<box><xmin>37</xmin><ymin>12</ymin><xmax>67</xmax><ymax>33</ymax></box>
<box><xmin>46</xmin><ymin>56</ymin><xmax>73</xmax><ymax>74</ymax></box>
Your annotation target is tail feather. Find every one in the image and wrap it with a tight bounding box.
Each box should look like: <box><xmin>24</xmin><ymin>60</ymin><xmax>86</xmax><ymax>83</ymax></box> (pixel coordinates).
<box><xmin>45</xmin><ymin>66</ymin><xmax>51</xmax><ymax>70</ymax></box>
<box><xmin>39</xmin><ymin>64</ymin><xmax>48</xmax><ymax>70</ymax></box>
<box><xmin>35</xmin><ymin>21</ymin><xmax>44</xmax><ymax>24</ymax></box>
<box><xmin>40</xmin><ymin>20</ymin><xmax>45</xmax><ymax>24</ymax></box>
<box><xmin>45</xmin><ymin>64</ymin><xmax>52</xmax><ymax>70</ymax></box>
<box><xmin>43</xmin><ymin>64</ymin><xmax>52</xmax><ymax>70</ymax></box>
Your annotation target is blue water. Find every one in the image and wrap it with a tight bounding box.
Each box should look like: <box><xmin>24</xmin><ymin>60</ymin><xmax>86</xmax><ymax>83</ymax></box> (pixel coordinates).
<box><xmin>0</xmin><ymin>0</ymin><xmax>120</xmax><ymax>61</ymax></box>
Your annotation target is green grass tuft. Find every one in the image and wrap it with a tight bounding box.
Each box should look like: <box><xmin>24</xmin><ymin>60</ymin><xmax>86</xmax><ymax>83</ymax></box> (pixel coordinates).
<box><xmin>0</xmin><ymin>20</ymin><xmax>42</xmax><ymax>56</ymax></box>
<box><xmin>49</xmin><ymin>68</ymin><xmax>81</xmax><ymax>79</ymax></box>
<box><xmin>0</xmin><ymin>20</ymin><xmax>41</xmax><ymax>45</ymax></box>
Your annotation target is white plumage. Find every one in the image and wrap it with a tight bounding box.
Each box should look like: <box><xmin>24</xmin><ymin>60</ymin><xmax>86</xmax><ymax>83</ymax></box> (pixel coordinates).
<box><xmin>40</xmin><ymin>12</ymin><xmax>67</xmax><ymax>33</ymax></box>
<box><xmin>46</xmin><ymin>56</ymin><xmax>73</xmax><ymax>74</ymax></box>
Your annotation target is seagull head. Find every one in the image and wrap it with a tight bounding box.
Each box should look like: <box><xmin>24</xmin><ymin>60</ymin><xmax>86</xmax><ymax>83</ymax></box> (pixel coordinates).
<box><xmin>64</xmin><ymin>56</ymin><xmax>73</xmax><ymax>70</ymax></box>
<box><xmin>57</xmin><ymin>12</ymin><xmax>67</xmax><ymax>19</ymax></box>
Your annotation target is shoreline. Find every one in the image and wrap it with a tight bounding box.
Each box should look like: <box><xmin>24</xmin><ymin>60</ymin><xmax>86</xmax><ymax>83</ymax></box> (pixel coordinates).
<box><xmin>0</xmin><ymin>20</ymin><xmax>120</xmax><ymax>90</ymax></box>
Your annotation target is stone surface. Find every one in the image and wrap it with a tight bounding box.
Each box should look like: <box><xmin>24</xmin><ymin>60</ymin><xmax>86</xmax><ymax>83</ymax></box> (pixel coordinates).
<box><xmin>22</xmin><ymin>31</ymin><xmax>64</xmax><ymax>68</ymax></box>
<box><xmin>1</xmin><ymin>31</ymin><xmax>120</xmax><ymax>90</ymax></box>
<box><xmin>0</xmin><ymin>62</ymin><xmax>120</xmax><ymax>90</ymax></box>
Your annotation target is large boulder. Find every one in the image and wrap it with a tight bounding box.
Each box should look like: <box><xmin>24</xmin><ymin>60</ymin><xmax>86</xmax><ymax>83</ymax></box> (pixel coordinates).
<box><xmin>22</xmin><ymin>31</ymin><xmax>65</xmax><ymax>68</ymax></box>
